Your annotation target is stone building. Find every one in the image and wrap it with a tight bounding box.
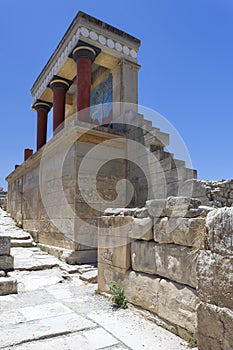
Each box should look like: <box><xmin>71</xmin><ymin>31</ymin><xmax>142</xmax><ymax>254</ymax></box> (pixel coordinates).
<box><xmin>6</xmin><ymin>11</ymin><xmax>196</xmax><ymax>263</ymax></box>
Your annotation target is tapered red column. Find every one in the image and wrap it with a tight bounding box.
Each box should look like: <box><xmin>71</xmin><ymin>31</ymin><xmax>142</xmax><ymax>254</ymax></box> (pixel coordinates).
<box><xmin>72</xmin><ymin>46</ymin><xmax>96</xmax><ymax>122</ymax></box>
<box><xmin>49</xmin><ymin>76</ymin><xmax>72</xmax><ymax>134</ymax></box>
<box><xmin>33</xmin><ymin>100</ymin><xmax>52</xmax><ymax>150</ymax></box>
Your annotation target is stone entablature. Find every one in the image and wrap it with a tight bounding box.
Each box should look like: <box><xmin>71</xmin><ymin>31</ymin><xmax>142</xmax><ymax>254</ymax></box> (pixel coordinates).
<box><xmin>31</xmin><ymin>11</ymin><xmax>140</xmax><ymax>105</ymax></box>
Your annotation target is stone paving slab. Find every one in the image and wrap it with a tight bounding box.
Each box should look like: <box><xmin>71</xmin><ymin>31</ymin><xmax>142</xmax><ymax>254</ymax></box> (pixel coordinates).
<box><xmin>11</xmin><ymin>247</ymin><xmax>60</xmax><ymax>271</ymax></box>
<box><xmin>8</xmin><ymin>268</ymin><xmax>64</xmax><ymax>291</ymax></box>
<box><xmin>0</xmin><ymin>312</ymin><xmax>95</xmax><ymax>348</ymax></box>
<box><xmin>87</xmin><ymin>310</ymin><xmax>188</xmax><ymax>350</ymax></box>
<box><xmin>10</xmin><ymin>329</ymin><xmax>120</xmax><ymax>350</ymax></box>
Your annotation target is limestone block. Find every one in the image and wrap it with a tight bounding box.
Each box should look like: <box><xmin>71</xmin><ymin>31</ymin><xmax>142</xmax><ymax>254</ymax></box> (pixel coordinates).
<box><xmin>131</xmin><ymin>241</ymin><xmax>156</xmax><ymax>274</ymax></box>
<box><xmin>123</xmin><ymin>271</ymin><xmax>160</xmax><ymax>315</ymax></box>
<box><xmin>206</xmin><ymin>207</ymin><xmax>233</xmax><ymax>255</ymax></box>
<box><xmin>197</xmin><ymin>302</ymin><xmax>233</xmax><ymax>350</ymax></box>
<box><xmin>0</xmin><ymin>236</ymin><xmax>11</xmax><ymax>256</ymax></box>
<box><xmin>98</xmin><ymin>234</ymin><xmax>131</xmax><ymax>270</ymax></box>
<box><xmin>0</xmin><ymin>255</ymin><xmax>14</xmax><ymax>272</ymax></box>
<box><xmin>98</xmin><ymin>262</ymin><xmax>127</xmax><ymax>292</ymax></box>
<box><xmin>98</xmin><ymin>215</ymin><xmax>133</xmax><ymax>238</ymax></box>
<box><xmin>129</xmin><ymin>217</ymin><xmax>153</xmax><ymax>241</ymax></box>
<box><xmin>154</xmin><ymin>244</ymin><xmax>197</xmax><ymax>287</ymax></box>
<box><xmin>134</xmin><ymin>207</ymin><xmax>149</xmax><ymax>218</ymax></box>
<box><xmin>154</xmin><ymin>217</ymin><xmax>206</xmax><ymax>248</ymax></box>
<box><xmin>0</xmin><ymin>277</ymin><xmax>17</xmax><ymax>296</ymax></box>
<box><xmin>158</xmin><ymin>278</ymin><xmax>198</xmax><ymax>333</ymax></box>
<box><xmin>197</xmin><ymin>250</ymin><xmax>233</xmax><ymax>310</ymax></box>
<box><xmin>62</xmin><ymin>249</ymin><xmax>97</xmax><ymax>265</ymax></box>
<box><xmin>146</xmin><ymin>199</ymin><xmax>167</xmax><ymax>218</ymax></box>
<box><xmin>166</xmin><ymin>196</ymin><xmax>201</xmax><ymax>218</ymax></box>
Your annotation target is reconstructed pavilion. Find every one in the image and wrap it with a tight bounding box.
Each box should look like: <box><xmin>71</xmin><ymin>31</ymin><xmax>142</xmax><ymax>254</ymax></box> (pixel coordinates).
<box><xmin>6</xmin><ymin>11</ymin><xmax>196</xmax><ymax>263</ymax></box>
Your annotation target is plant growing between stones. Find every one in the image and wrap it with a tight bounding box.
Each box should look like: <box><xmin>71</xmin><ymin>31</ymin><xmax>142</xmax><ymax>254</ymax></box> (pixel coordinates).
<box><xmin>94</xmin><ymin>288</ymin><xmax>101</xmax><ymax>295</ymax></box>
<box><xmin>187</xmin><ymin>331</ymin><xmax>198</xmax><ymax>348</ymax></box>
<box><xmin>108</xmin><ymin>281</ymin><xmax>128</xmax><ymax>308</ymax></box>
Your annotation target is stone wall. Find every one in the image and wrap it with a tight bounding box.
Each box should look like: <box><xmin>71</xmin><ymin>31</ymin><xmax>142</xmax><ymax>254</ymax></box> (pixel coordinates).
<box><xmin>0</xmin><ymin>236</ymin><xmax>17</xmax><ymax>295</ymax></box>
<box><xmin>197</xmin><ymin>207</ymin><xmax>233</xmax><ymax>350</ymax></box>
<box><xmin>98</xmin><ymin>201</ymin><xmax>233</xmax><ymax>347</ymax></box>
<box><xmin>183</xmin><ymin>179</ymin><xmax>233</xmax><ymax>208</ymax></box>
<box><xmin>98</xmin><ymin>196</ymin><xmax>207</xmax><ymax>337</ymax></box>
<box><xmin>0</xmin><ymin>189</ymin><xmax>7</xmax><ymax>210</ymax></box>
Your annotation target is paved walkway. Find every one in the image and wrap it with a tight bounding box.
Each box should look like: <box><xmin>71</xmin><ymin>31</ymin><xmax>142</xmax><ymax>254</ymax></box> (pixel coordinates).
<box><xmin>0</xmin><ymin>209</ymin><xmax>190</xmax><ymax>350</ymax></box>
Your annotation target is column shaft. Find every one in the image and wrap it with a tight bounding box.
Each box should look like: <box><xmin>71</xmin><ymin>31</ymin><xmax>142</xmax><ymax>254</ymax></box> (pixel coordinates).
<box><xmin>49</xmin><ymin>76</ymin><xmax>72</xmax><ymax>135</ymax></box>
<box><xmin>52</xmin><ymin>88</ymin><xmax>66</xmax><ymax>133</ymax></box>
<box><xmin>37</xmin><ymin>109</ymin><xmax>48</xmax><ymax>150</ymax></box>
<box><xmin>76</xmin><ymin>57</ymin><xmax>92</xmax><ymax>114</ymax></box>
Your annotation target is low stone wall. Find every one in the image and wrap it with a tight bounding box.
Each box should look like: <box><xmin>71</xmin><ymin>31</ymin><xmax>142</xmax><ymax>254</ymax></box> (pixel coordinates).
<box><xmin>98</xmin><ymin>197</ymin><xmax>208</xmax><ymax>337</ymax></box>
<box><xmin>0</xmin><ymin>236</ymin><xmax>17</xmax><ymax>295</ymax></box>
<box><xmin>183</xmin><ymin>179</ymin><xmax>233</xmax><ymax>208</ymax></box>
<box><xmin>98</xmin><ymin>199</ymin><xmax>233</xmax><ymax>347</ymax></box>
<box><xmin>197</xmin><ymin>207</ymin><xmax>233</xmax><ymax>350</ymax></box>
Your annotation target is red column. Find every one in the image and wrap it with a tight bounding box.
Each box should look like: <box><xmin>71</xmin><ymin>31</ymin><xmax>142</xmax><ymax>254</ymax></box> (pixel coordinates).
<box><xmin>72</xmin><ymin>46</ymin><xmax>96</xmax><ymax>122</ymax></box>
<box><xmin>33</xmin><ymin>100</ymin><xmax>52</xmax><ymax>151</ymax></box>
<box><xmin>24</xmin><ymin>148</ymin><xmax>33</xmax><ymax>161</ymax></box>
<box><xmin>49</xmin><ymin>76</ymin><xmax>72</xmax><ymax>134</ymax></box>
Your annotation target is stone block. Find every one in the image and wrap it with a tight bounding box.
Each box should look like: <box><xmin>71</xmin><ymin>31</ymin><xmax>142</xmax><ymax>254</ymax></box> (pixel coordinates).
<box><xmin>154</xmin><ymin>217</ymin><xmax>206</xmax><ymax>248</ymax></box>
<box><xmin>158</xmin><ymin>278</ymin><xmax>198</xmax><ymax>333</ymax></box>
<box><xmin>122</xmin><ymin>271</ymin><xmax>198</xmax><ymax>333</ymax></box>
<box><xmin>62</xmin><ymin>249</ymin><xmax>97</xmax><ymax>265</ymax></box>
<box><xmin>123</xmin><ymin>271</ymin><xmax>160</xmax><ymax>315</ymax></box>
<box><xmin>146</xmin><ymin>199</ymin><xmax>166</xmax><ymax>217</ymax></box>
<box><xmin>154</xmin><ymin>244</ymin><xmax>197</xmax><ymax>287</ymax></box>
<box><xmin>197</xmin><ymin>250</ymin><xmax>233</xmax><ymax>310</ymax></box>
<box><xmin>197</xmin><ymin>302</ymin><xmax>233</xmax><ymax>350</ymax></box>
<box><xmin>0</xmin><ymin>277</ymin><xmax>17</xmax><ymax>296</ymax></box>
<box><xmin>206</xmin><ymin>207</ymin><xmax>233</xmax><ymax>255</ymax></box>
<box><xmin>98</xmin><ymin>215</ymin><xmax>133</xmax><ymax>238</ymax></box>
<box><xmin>131</xmin><ymin>241</ymin><xmax>156</xmax><ymax>274</ymax></box>
<box><xmin>98</xmin><ymin>262</ymin><xmax>127</xmax><ymax>292</ymax></box>
<box><xmin>0</xmin><ymin>255</ymin><xmax>14</xmax><ymax>272</ymax></box>
<box><xmin>98</xmin><ymin>234</ymin><xmax>131</xmax><ymax>270</ymax></box>
<box><xmin>129</xmin><ymin>217</ymin><xmax>153</xmax><ymax>241</ymax></box>
<box><xmin>166</xmin><ymin>196</ymin><xmax>201</xmax><ymax>218</ymax></box>
<box><xmin>0</xmin><ymin>236</ymin><xmax>11</xmax><ymax>256</ymax></box>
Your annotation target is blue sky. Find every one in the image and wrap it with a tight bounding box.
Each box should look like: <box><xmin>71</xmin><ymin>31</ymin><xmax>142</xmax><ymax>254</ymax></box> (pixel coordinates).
<box><xmin>0</xmin><ymin>0</ymin><xmax>232</xmax><ymax>189</ymax></box>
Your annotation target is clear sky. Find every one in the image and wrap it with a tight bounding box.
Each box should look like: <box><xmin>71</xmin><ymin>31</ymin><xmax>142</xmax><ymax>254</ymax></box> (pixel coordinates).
<box><xmin>0</xmin><ymin>0</ymin><xmax>232</xmax><ymax>189</ymax></box>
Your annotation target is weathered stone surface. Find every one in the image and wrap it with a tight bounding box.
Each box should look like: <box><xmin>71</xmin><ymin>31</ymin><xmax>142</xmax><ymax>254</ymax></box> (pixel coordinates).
<box><xmin>131</xmin><ymin>240</ymin><xmax>197</xmax><ymax>287</ymax></box>
<box><xmin>0</xmin><ymin>236</ymin><xmax>11</xmax><ymax>255</ymax></box>
<box><xmin>154</xmin><ymin>244</ymin><xmax>197</xmax><ymax>287</ymax></box>
<box><xmin>206</xmin><ymin>207</ymin><xmax>233</xmax><ymax>255</ymax></box>
<box><xmin>158</xmin><ymin>278</ymin><xmax>198</xmax><ymax>333</ymax></box>
<box><xmin>131</xmin><ymin>241</ymin><xmax>156</xmax><ymax>274</ymax></box>
<box><xmin>79</xmin><ymin>269</ymin><xmax>98</xmax><ymax>283</ymax></box>
<box><xmin>197</xmin><ymin>302</ymin><xmax>233</xmax><ymax>350</ymax></box>
<box><xmin>134</xmin><ymin>207</ymin><xmax>149</xmax><ymax>218</ymax></box>
<box><xmin>146</xmin><ymin>199</ymin><xmax>166</xmax><ymax>218</ymax></box>
<box><xmin>0</xmin><ymin>255</ymin><xmax>14</xmax><ymax>271</ymax></box>
<box><xmin>98</xmin><ymin>262</ymin><xmax>127</xmax><ymax>292</ymax></box>
<box><xmin>129</xmin><ymin>217</ymin><xmax>153</xmax><ymax>241</ymax></box>
<box><xmin>122</xmin><ymin>271</ymin><xmax>198</xmax><ymax>333</ymax></box>
<box><xmin>98</xmin><ymin>235</ymin><xmax>131</xmax><ymax>270</ymax></box>
<box><xmin>197</xmin><ymin>250</ymin><xmax>233</xmax><ymax>310</ymax></box>
<box><xmin>154</xmin><ymin>217</ymin><xmax>206</xmax><ymax>248</ymax></box>
<box><xmin>0</xmin><ymin>277</ymin><xmax>17</xmax><ymax>296</ymax></box>
<box><xmin>166</xmin><ymin>197</ymin><xmax>201</xmax><ymax>218</ymax></box>
<box><xmin>123</xmin><ymin>271</ymin><xmax>160</xmax><ymax>314</ymax></box>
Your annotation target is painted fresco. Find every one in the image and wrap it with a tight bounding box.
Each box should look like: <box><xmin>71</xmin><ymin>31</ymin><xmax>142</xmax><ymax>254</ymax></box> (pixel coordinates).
<box><xmin>90</xmin><ymin>74</ymin><xmax>113</xmax><ymax>125</ymax></box>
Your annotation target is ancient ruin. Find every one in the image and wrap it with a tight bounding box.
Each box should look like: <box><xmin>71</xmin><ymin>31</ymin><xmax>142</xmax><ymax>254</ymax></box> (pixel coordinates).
<box><xmin>5</xmin><ymin>11</ymin><xmax>233</xmax><ymax>349</ymax></box>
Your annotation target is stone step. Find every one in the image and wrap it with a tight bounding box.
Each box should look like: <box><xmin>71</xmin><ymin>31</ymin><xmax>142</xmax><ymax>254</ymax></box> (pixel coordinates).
<box><xmin>11</xmin><ymin>239</ymin><xmax>34</xmax><ymax>248</ymax></box>
<box><xmin>0</xmin><ymin>276</ymin><xmax>17</xmax><ymax>296</ymax></box>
